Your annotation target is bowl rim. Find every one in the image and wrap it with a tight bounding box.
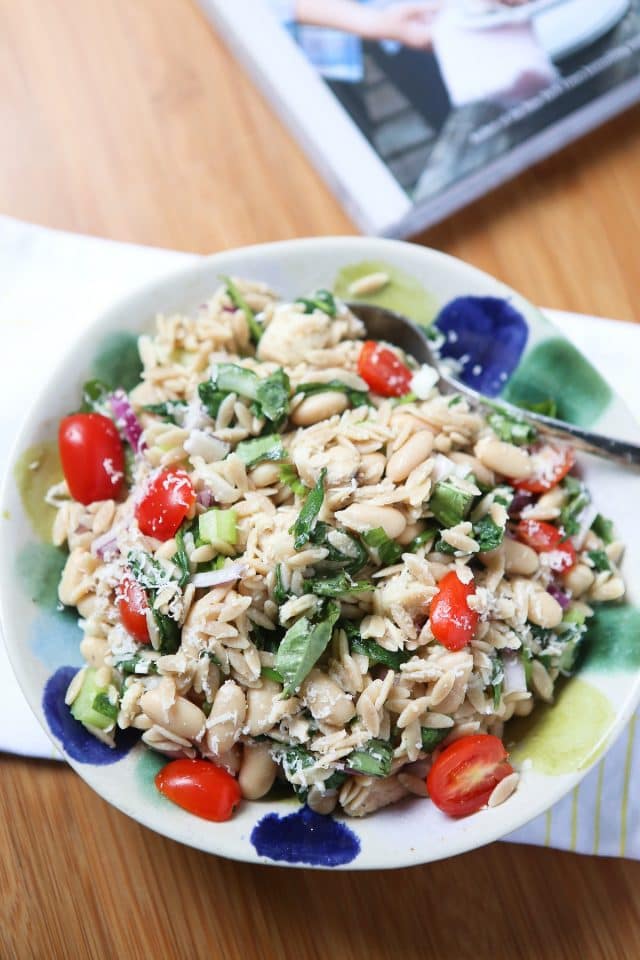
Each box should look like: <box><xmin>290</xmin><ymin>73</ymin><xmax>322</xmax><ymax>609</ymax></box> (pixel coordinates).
<box><xmin>2</xmin><ymin>234</ymin><xmax>639</xmax><ymax>869</ymax></box>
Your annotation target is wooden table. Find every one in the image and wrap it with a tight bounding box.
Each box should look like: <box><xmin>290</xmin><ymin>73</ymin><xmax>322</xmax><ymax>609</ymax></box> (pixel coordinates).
<box><xmin>1</xmin><ymin>2</ymin><xmax>639</xmax><ymax>957</ymax></box>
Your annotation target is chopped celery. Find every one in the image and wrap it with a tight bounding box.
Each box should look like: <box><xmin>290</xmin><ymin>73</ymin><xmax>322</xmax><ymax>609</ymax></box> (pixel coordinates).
<box><xmin>214</xmin><ymin>363</ymin><xmax>259</xmax><ymax>400</ymax></box>
<box><xmin>255</xmin><ymin>368</ymin><xmax>291</xmax><ymax>424</ymax></box>
<box><xmin>199</xmin><ymin>508</ymin><xmax>238</xmax><ymax>547</ymax></box>
<box><xmin>362</xmin><ymin>527</ymin><xmax>403</xmax><ymax>566</ymax></box>
<box><xmin>279</xmin><ymin>464</ymin><xmax>308</xmax><ymax>496</ymax></box>
<box><xmin>487</xmin><ymin>408</ymin><xmax>537</xmax><ymax>446</ymax></box>
<box><xmin>70</xmin><ymin>668</ymin><xmax>118</xmax><ymax>730</ymax></box>
<box><xmin>429</xmin><ymin>480</ymin><xmax>475</xmax><ymax>528</ymax></box>
<box><xmin>235</xmin><ymin>434</ymin><xmax>286</xmax><ymax>467</ymax></box>
<box><xmin>347</xmin><ymin>739</ymin><xmax>393</xmax><ymax>777</ymax></box>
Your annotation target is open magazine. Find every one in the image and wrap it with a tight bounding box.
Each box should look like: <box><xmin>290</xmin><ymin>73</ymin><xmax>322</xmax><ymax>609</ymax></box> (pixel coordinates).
<box><xmin>200</xmin><ymin>0</ymin><xmax>640</xmax><ymax>236</ymax></box>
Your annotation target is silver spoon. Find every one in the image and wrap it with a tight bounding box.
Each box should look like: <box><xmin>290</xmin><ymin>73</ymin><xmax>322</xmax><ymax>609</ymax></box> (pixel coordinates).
<box><xmin>347</xmin><ymin>301</ymin><xmax>640</xmax><ymax>470</ymax></box>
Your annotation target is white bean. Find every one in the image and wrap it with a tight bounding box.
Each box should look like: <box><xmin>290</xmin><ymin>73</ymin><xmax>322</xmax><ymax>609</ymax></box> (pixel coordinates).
<box><xmin>563</xmin><ymin>563</ymin><xmax>595</xmax><ymax>598</ymax></box>
<box><xmin>357</xmin><ymin>452</ymin><xmax>386</xmax><ymax>485</ymax></box>
<box><xmin>250</xmin><ymin>462</ymin><xmax>281</xmax><ymax>487</ymax></box>
<box><xmin>475</xmin><ymin>437</ymin><xmax>532</xmax><ymax>479</ymax></box>
<box><xmin>139</xmin><ymin>689</ymin><xmax>206</xmax><ymax>741</ymax></box>
<box><xmin>301</xmin><ymin>669</ymin><xmax>355</xmax><ymax>726</ymax></box>
<box><xmin>386</xmin><ymin>430</ymin><xmax>434</xmax><ymax>482</ymax></box>
<box><xmin>335</xmin><ymin>503</ymin><xmax>406</xmax><ymax>539</ymax></box>
<box><xmin>501</xmin><ymin>537</ymin><xmax>539</xmax><ymax>575</ymax></box>
<box><xmin>245</xmin><ymin>680</ymin><xmax>280</xmax><ymax>736</ymax></box>
<box><xmin>206</xmin><ymin>680</ymin><xmax>247</xmax><ymax>755</ymax></box>
<box><xmin>239</xmin><ymin>742</ymin><xmax>277</xmax><ymax>800</ymax></box>
<box><xmin>590</xmin><ymin>575</ymin><xmax>625</xmax><ymax>603</ymax></box>
<box><xmin>291</xmin><ymin>392</ymin><xmax>348</xmax><ymax>426</ymax></box>
<box><xmin>527</xmin><ymin>589</ymin><xmax>563</xmax><ymax>628</ymax></box>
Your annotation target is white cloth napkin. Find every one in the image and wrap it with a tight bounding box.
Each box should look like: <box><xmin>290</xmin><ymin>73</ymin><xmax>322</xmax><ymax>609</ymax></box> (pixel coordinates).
<box><xmin>0</xmin><ymin>215</ymin><xmax>638</xmax><ymax>858</ymax></box>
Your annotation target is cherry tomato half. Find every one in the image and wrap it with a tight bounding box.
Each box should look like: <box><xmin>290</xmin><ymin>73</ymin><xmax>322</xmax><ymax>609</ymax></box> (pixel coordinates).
<box><xmin>357</xmin><ymin>340</ymin><xmax>413</xmax><ymax>397</ymax></box>
<box><xmin>514</xmin><ymin>444</ymin><xmax>575</xmax><ymax>494</ymax></box>
<box><xmin>59</xmin><ymin>413</ymin><xmax>125</xmax><ymax>505</ymax></box>
<box><xmin>155</xmin><ymin>758</ymin><xmax>242</xmax><ymax>822</ymax></box>
<box><xmin>427</xmin><ymin>734</ymin><xmax>514</xmax><ymax>818</ymax></box>
<box><xmin>135</xmin><ymin>469</ymin><xmax>196</xmax><ymax>541</ymax></box>
<box><xmin>515</xmin><ymin>519</ymin><xmax>576</xmax><ymax>573</ymax></box>
<box><xmin>117</xmin><ymin>575</ymin><xmax>150</xmax><ymax>643</ymax></box>
<box><xmin>430</xmin><ymin>571</ymin><xmax>478</xmax><ymax>651</ymax></box>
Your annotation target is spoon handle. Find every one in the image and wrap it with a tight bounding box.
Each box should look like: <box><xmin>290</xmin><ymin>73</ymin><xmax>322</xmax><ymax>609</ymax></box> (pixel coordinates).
<box><xmin>439</xmin><ymin>372</ymin><xmax>640</xmax><ymax>470</ymax></box>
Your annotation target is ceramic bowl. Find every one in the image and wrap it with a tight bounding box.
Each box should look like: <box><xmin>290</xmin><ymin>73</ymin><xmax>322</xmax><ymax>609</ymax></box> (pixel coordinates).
<box><xmin>2</xmin><ymin>236</ymin><xmax>639</xmax><ymax>869</ymax></box>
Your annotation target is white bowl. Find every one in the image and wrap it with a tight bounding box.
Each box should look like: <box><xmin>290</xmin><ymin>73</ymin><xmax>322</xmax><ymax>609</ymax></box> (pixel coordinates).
<box><xmin>2</xmin><ymin>236</ymin><xmax>639</xmax><ymax>869</ymax></box>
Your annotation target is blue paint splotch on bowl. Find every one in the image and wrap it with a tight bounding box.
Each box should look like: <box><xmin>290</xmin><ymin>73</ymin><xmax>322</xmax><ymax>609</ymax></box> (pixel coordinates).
<box><xmin>43</xmin><ymin>666</ymin><xmax>139</xmax><ymax>764</ymax></box>
<box><xmin>250</xmin><ymin>805</ymin><xmax>360</xmax><ymax>867</ymax></box>
<box><xmin>435</xmin><ymin>296</ymin><xmax>528</xmax><ymax>397</ymax></box>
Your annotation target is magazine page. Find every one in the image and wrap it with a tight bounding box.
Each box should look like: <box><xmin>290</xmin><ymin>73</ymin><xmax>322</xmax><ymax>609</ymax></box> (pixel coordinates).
<box><xmin>203</xmin><ymin>1</ymin><xmax>640</xmax><ymax>236</ymax></box>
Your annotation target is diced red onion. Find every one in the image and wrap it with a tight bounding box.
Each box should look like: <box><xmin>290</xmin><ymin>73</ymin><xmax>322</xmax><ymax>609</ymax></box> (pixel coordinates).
<box><xmin>509</xmin><ymin>490</ymin><xmax>533</xmax><ymax>517</ymax></box>
<box><xmin>91</xmin><ymin>529</ymin><xmax>119</xmax><ymax>558</ymax></box>
<box><xmin>547</xmin><ymin>582</ymin><xmax>571</xmax><ymax>610</ymax></box>
<box><xmin>197</xmin><ymin>488</ymin><xmax>214</xmax><ymax>508</ymax></box>
<box><xmin>191</xmin><ymin>563</ymin><xmax>246</xmax><ymax>589</ymax></box>
<box><xmin>110</xmin><ymin>389</ymin><xmax>146</xmax><ymax>453</ymax></box>
<box><xmin>502</xmin><ymin>651</ymin><xmax>527</xmax><ymax>694</ymax></box>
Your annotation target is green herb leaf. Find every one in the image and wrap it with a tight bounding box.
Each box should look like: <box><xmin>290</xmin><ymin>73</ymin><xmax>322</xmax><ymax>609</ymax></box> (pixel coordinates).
<box><xmin>559</xmin><ymin>477</ymin><xmax>590</xmax><ymax>536</ymax></box>
<box><xmin>309</xmin><ymin>523</ymin><xmax>369</xmax><ymax>575</ymax></box>
<box><xmin>588</xmin><ymin>549</ymin><xmax>611</xmax><ymax>572</ymax></box>
<box><xmin>303</xmin><ymin>572</ymin><xmax>373</xmax><ymax>598</ymax></box>
<box><xmin>273</xmin><ymin>564</ymin><xmax>289</xmax><ymax>605</ymax></box>
<box><xmin>347</xmin><ymin>739</ymin><xmax>393</xmax><ymax>777</ymax></box>
<box><xmin>127</xmin><ymin>550</ymin><xmax>173</xmax><ymax>590</ymax></box>
<box><xmin>407</xmin><ymin>526</ymin><xmax>439</xmax><ymax>553</ymax></box>
<box><xmin>591</xmin><ymin>513</ymin><xmax>614</xmax><ymax>545</ymax></box>
<box><xmin>275</xmin><ymin>601</ymin><xmax>340</xmax><ymax>696</ymax></box>
<box><xmin>490</xmin><ymin>657</ymin><xmax>504</xmax><ymax>709</ymax></box>
<box><xmin>143</xmin><ymin>399</ymin><xmax>189</xmax><ymax>424</ymax></box>
<box><xmin>222</xmin><ymin>275</ymin><xmax>263</xmax><ymax>343</ymax></box>
<box><xmin>172</xmin><ymin>527</ymin><xmax>191</xmax><ymax>588</ymax></box>
<box><xmin>487</xmin><ymin>408</ymin><xmax>537</xmax><ymax>446</ymax></box>
<box><xmin>291</xmin><ymin>468</ymin><xmax>326</xmax><ymax>550</ymax></box>
<box><xmin>295</xmin><ymin>289</ymin><xmax>337</xmax><ymax>317</ymax></box>
<box><xmin>429</xmin><ymin>480</ymin><xmax>475</xmax><ymax>528</ymax></box>
<box><xmin>80</xmin><ymin>379</ymin><xmax>110</xmax><ymax>414</ymax></box>
<box><xmin>362</xmin><ymin>527</ymin><xmax>403</xmax><ymax>567</ymax></box>
<box><xmin>198</xmin><ymin>381</ymin><xmax>229</xmax><ymax>419</ymax></box>
<box><xmin>260</xmin><ymin>666</ymin><xmax>283</xmax><ymax>685</ymax></box>
<box><xmin>92</xmin><ymin>691</ymin><xmax>119</xmax><ymax>722</ymax></box>
<box><xmin>235</xmin><ymin>434</ymin><xmax>286</xmax><ymax>468</ymax></box>
<box><xmin>256</xmin><ymin>368</ymin><xmax>291</xmax><ymax>424</ymax></box>
<box><xmin>152</xmin><ymin>609</ymin><xmax>180</xmax><ymax>655</ymax></box>
<box><xmin>348</xmin><ymin>632</ymin><xmax>410</xmax><ymax>671</ymax></box>
<box><xmin>473</xmin><ymin>514</ymin><xmax>505</xmax><ymax>553</ymax></box>
<box><xmin>420</xmin><ymin>727</ymin><xmax>449</xmax><ymax>753</ymax></box>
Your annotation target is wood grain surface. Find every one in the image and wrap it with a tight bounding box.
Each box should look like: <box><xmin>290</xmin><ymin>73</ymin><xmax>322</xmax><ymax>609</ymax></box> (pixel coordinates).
<box><xmin>1</xmin><ymin>1</ymin><xmax>640</xmax><ymax>958</ymax></box>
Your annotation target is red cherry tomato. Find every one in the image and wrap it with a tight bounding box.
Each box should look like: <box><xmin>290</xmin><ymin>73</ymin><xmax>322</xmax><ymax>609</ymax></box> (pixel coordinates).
<box><xmin>427</xmin><ymin>734</ymin><xmax>514</xmax><ymax>818</ymax></box>
<box><xmin>515</xmin><ymin>519</ymin><xmax>576</xmax><ymax>572</ymax></box>
<box><xmin>58</xmin><ymin>413</ymin><xmax>125</xmax><ymax>505</ymax></box>
<box><xmin>155</xmin><ymin>758</ymin><xmax>242</xmax><ymax>822</ymax></box>
<box><xmin>135</xmin><ymin>469</ymin><xmax>196</xmax><ymax>541</ymax></box>
<box><xmin>514</xmin><ymin>444</ymin><xmax>575</xmax><ymax>493</ymax></box>
<box><xmin>357</xmin><ymin>340</ymin><xmax>413</xmax><ymax>397</ymax></box>
<box><xmin>117</xmin><ymin>575</ymin><xmax>150</xmax><ymax>643</ymax></box>
<box><xmin>430</xmin><ymin>571</ymin><xmax>478</xmax><ymax>651</ymax></box>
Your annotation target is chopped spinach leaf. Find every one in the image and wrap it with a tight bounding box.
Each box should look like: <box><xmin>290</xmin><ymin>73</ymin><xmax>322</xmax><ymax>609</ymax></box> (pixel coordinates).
<box><xmin>347</xmin><ymin>739</ymin><xmax>393</xmax><ymax>777</ymax></box>
<box><xmin>420</xmin><ymin>728</ymin><xmax>449</xmax><ymax>752</ymax></box>
<box><xmin>362</xmin><ymin>527</ymin><xmax>403</xmax><ymax>566</ymax></box>
<box><xmin>273</xmin><ymin>564</ymin><xmax>289</xmax><ymax>605</ymax></box>
<box><xmin>255</xmin><ymin>368</ymin><xmax>291</xmax><ymax>424</ymax></box>
<box><xmin>591</xmin><ymin>513</ymin><xmax>614</xmax><ymax>545</ymax></box>
<box><xmin>198</xmin><ymin>380</ymin><xmax>229</xmax><ymax>419</ymax></box>
<box><xmin>172</xmin><ymin>527</ymin><xmax>191</xmax><ymax>588</ymax></box>
<box><xmin>429</xmin><ymin>480</ymin><xmax>475</xmax><ymax>528</ymax></box>
<box><xmin>143</xmin><ymin>399</ymin><xmax>189</xmax><ymax>424</ymax></box>
<box><xmin>295</xmin><ymin>378</ymin><xmax>371</xmax><ymax>409</ymax></box>
<box><xmin>588</xmin><ymin>549</ymin><xmax>611</xmax><ymax>572</ymax></box>
<box><xmin>80</xmin><ymin>379</ymin><xmax>110</xmax><ymax>414</ymax></box>
<box><xmin>295</xmin><ymin>289</ymin><xmax>337</xmax><ymax>317</ymax></box>
<box><xmin>559</xmin><ymin>477</ymin><xmax>590</xmax><ymax>536</ymax></box>
<box><xmin>490</xmin><ymin>657</ymin><xmax>504</xmax><ymax>709</ymax></box>
<box><xmin>275</xmin><ymin>600</ymin><xmax>340</xmax><ymax>696</ymax></box>
<box><xmin>473</xmin><ymin>514</ymin><xmax>505</xmax><ymax>553</ymax></box>
<box><xmin>260</xmin><ymin>666</ymin><xmax>284</xmax><ymax>685</ymax></box>
<box><xmin>222</xmin><ymin>274</ymin><xmax>263</xmax><ymax>343</ymax></box>
<box><xmin>303</xmin><ymin>572</ymin><xmax>373</xmax><ymax>598</ymax></box>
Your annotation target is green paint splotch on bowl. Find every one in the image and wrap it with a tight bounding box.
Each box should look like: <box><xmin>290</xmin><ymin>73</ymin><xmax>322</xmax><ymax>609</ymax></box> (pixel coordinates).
<box><xmin>503</xmin><ymin>337</ymin><xmax>612</xmax><ymax>427</ymax></box>
<box><xmin>16</xmin><ymin>543</ymin><xmax>67</xmax><ymax>608</ymax></box>
<box><xmin>135</xmin><ymin>747</ymin><xmax>169</xmax><ymax>807</ymax></box>
<box><xmin>581</xmin><ymin>604</ymin><xmax>640</xmax><ymax>673</ymax></box>
<box><xmin>14</xmin><ymin>443</ymin><xmax>63</xmax><ymax>542</ymax></box>
<box><xmin>333</xmin><ymin>261</ymin><xmax>439</xmax><ymax>327</ymax></box>
<box><xmin>90</xmin><ymin>331</ymin><xmax>142</xmax><ymax>391</ymax></box>
<box><xmin>509</xmin><ymin>679</ymin><xmax>614</xmax><ymax>775</ymax></box>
